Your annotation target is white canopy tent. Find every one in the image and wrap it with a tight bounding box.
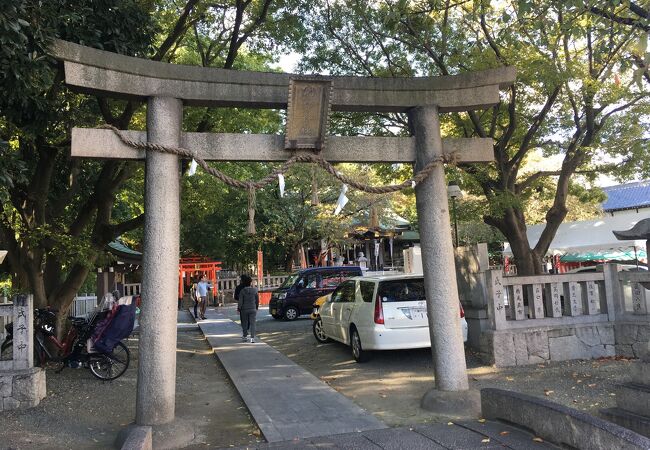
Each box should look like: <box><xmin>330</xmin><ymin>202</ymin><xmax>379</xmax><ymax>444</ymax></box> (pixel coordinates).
<box><xmin>503</xmin><ymin>210</ymin><xmax>648</xmax><ymax>263</ymax></box>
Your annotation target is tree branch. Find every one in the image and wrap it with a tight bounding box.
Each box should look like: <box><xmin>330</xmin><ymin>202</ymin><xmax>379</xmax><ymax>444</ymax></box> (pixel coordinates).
<box><xmin>152</xmin><ymin>0</ymin><xmax>201</xmax><ymax>61</ymax></box>
<box><xmin>589</xmin><ymin>5</ymin><xmax>650</xmax><ymax>32</ymax></box>
<box><xmin>510</xmin><ymin>86</ymin><xmax>561</xmax><ymax>169</ymax></box>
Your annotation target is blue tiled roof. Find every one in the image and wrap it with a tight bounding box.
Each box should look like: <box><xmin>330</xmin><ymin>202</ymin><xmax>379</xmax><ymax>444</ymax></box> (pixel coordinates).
<box><xmin>602</xmin><ymin>181</ymin><xmax>650</xmax><ymax>211</ymax></box>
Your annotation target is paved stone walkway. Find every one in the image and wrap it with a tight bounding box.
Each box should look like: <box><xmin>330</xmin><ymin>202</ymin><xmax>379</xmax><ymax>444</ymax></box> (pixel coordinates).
<box><xmin>195</xmin><ymin>308</ymin><xmax>387</xmax><ymax>443</ymax></box>
<box><xmin>194</xmin><ymin>307</ymin><xmax>558</xmax><ymax>449</ymax></box>
<box><xmin>231</xmin><ymin>420</ymin><xmax>559</xmax><ymax>449</ymax></box>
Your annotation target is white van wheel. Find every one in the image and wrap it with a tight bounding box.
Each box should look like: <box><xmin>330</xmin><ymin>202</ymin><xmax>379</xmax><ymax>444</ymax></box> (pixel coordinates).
<box><xmin>351</xmin><ymin>327</ymin><xmax>369</xmax><ymax>363</ymax></box>
<box><xmin>312</xmin><ymin>318</ymin><xmax>330</xmax><ymax>343</ymax></box>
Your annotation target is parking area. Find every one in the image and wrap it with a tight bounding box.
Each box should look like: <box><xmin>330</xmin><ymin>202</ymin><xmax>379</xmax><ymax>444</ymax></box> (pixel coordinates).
<box><xmin>222</xmin><ymin>305</ymin><xmax>637</xmax><ymax>426</ymax></box>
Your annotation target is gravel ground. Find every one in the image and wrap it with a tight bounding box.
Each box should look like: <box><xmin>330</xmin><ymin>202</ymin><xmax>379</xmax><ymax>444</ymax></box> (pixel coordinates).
<box><xmin>0</xmin><ymin>328</ymin><xmax>261</xmax><ymax>450</ymax></box>
<box><xmin>248</xmin><ymin>308</ymin><xmax>638</xmax><ymax>426</ymax></box>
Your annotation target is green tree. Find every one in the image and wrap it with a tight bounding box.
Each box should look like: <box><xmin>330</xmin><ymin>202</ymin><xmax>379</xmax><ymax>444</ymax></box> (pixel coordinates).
<box><xmin>297</xmin><ymin>0</ymin><xmax>649</xmax><ymax>275</ymax></box>
<box><xmin>0</xmin><ymin>1</ymin><xmax>157</xmax><ymax>332</ymax></box>
<box><xmin>0</xmin><ymin>0</ymin><xmax>301</xmax><ymax>334</ymax></box>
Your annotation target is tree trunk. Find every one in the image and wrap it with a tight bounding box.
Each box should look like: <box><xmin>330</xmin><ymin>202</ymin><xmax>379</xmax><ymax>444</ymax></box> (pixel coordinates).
<box><xmin>285</xmin><ymin>243</ymin><xmax>303</xmax><ymax>272</ymax></box>
<box><xmin>284</xmin><ymin>253</ymin><xmax>294</xmax><ymax>272</ymax></box>
<box><xmin>487</xmin><ymin>207</ymin><xmax>544</xmax><ymax>276</ymax></box>
<box><xmin>54</xmin><ymin>309</ymin><xmax>69</xmax><ymax>344</ymax></box>
<box><xmin>24</xmin><ymin>257</ymin><xmax>47</xmax><ymax>308</ymax></box>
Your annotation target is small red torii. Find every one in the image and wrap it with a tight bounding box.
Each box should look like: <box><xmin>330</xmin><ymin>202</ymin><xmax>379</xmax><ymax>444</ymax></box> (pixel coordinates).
<box><xmin>178</xmin><ymin>257</ymin><xmax>222</xmax><ymax>299</ymax></box>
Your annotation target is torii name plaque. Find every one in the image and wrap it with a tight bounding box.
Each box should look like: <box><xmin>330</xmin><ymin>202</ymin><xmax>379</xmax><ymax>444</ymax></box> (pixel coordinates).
<box><xmin>285</xmin><ymin>78</ymin><xmax>332</xmax><ymax>150</ymax></box>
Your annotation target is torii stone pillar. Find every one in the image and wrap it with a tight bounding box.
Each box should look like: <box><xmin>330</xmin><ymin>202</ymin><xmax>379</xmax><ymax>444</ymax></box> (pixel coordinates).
<box><xmin>410</xmin><ymin>106</ymin><xmax>478</xmax><ymax>414</ymax></box>
<box><xmin>410</xmin><ymin>106</ymin><xmax>468</xmax><ymax>389</ymax></box>
<box><xmin>136</xmin><ymin>97</ymin><xmax>182</xmax><ymax>425</ymax></box>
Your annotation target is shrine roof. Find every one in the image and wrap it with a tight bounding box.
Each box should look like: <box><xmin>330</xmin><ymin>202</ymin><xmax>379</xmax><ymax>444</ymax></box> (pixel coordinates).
<box><xmin>107</xmin><ymin>240</ymin><xmax>142</xmax><ymax>264</ymax></box>
<box><xmin>602</xmin><ymin>181</ymin><xmax>650</xmax><ymax>212</ymax></box>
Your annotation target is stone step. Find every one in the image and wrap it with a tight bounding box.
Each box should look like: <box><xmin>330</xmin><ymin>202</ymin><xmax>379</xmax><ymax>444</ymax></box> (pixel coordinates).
<box><xmin>616</xmin><ymin>382</ymin><xmax>650</xmax><ymax>417</ymax></box>
<box><xmin>631</xmin><ymin>361</ymin><xmax>650</xmax><ymax>385</ymax></box>
<box><xmin>601</xmin><ymin>407</ymin><xmax>650</xmax><ymax>439</ymax></box>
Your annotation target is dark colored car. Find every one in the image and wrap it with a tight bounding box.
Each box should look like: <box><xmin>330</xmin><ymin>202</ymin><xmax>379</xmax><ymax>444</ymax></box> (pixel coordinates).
<box><xmin>269</xmin><ymin>266</ymin><xmax>363</xmax><ymax>320</ymax></box>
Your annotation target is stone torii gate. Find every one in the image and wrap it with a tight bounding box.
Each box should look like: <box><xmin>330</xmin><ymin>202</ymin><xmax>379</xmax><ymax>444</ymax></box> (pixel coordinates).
<box><xmin>52</xmin><ymin>40</ymin><xmax>515</xmax><ymax>432</ymax></box>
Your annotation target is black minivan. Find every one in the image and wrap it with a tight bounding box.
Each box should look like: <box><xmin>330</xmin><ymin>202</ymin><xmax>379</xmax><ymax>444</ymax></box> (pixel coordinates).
<box><xmin>269</xmin><ymin>266</ymin><xmax>363</xmax><ymax>320</ymax></box>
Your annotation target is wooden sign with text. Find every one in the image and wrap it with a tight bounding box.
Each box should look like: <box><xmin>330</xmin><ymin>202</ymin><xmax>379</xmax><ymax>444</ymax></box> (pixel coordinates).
<box><xmin>285</xmin><ymin>78</ymin><xmax>332</xmax><ymax>150</ymax></box>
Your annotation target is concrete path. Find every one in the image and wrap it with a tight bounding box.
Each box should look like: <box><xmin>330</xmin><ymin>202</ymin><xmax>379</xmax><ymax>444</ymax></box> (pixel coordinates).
<box><xmin>176</xmin><ymin>309</ymin><xmax>200</xmax><ymax>331</ymax></box>
<box><xmin>230</xmin><ymin>419</ymin><xmax>559</xmax><ymax>449</ymax></box>
<box><xmin>194</xmin><ymin>307</ymin><xmax>387</xmax><ymax>443</ymax></box>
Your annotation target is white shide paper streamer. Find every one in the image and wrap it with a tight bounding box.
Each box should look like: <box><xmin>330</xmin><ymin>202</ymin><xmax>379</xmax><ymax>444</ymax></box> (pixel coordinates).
<box><xmin>333</xmin><ymin>184</ymin><xmax>349</xmax><ymax>215</ymax></box>
<box><xmin>188</xmin><ymin>159</ymin><xmax>198</xmax><ymax>176</ymax></box>
<box><xmin>278</xmin><ymin>174</ymin><xmax>285</xmax><ymax>198</ymax></box>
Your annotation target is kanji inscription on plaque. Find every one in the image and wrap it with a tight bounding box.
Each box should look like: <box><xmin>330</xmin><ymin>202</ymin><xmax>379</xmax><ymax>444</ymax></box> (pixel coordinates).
<box><xmin>285</xmin><ymin>78</ymin><xmax>332</xmax><ymax>150</ymax></box>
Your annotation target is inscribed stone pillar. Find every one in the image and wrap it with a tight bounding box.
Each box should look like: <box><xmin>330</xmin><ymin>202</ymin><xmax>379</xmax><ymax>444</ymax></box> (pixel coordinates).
<box><xmin>136</xmin><ymin>96</ymin><xmax>182</xmax><ymax>425</ymax></box>
<box><xmin>641</xmin><ymin>239</ymin><xmax>650</xmax><ymax>364</ymax></box>
<box><xmin>409</xmin><ymin>105</ymin><xmax>469</xmax><ymax>391</ymax></box>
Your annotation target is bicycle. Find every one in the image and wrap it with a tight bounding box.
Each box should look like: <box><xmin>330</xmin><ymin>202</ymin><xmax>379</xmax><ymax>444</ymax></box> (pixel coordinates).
<box><xmin>1</xmin><ymin>306</ymin><xmax>130</xmax><ymax>381</ymax></box>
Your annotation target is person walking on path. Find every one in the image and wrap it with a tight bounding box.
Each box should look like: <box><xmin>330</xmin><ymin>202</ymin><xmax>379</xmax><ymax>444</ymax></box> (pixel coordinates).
<box><xmin>196</xmin><ymin>275</ymin><xmax>211</xmax><ymax>320</ymax></box>
<box><xmin>191</xmin><ymin>277</ymin><xmax>200</xmax><ymax>318</ymax></box>
<box><xmin>234</xmin><ymin>274</ymin><xmax>246</xmax><ymax>326</ymax></box>
<box><xmin>234</xmin><ymin>274</ymin><xmax>246</xmax><ymax>305</ymax></box>
<box><xmin>237</xmin><ymin>275</ymin><xmax>259</xmax><ymax>343</ymax></box>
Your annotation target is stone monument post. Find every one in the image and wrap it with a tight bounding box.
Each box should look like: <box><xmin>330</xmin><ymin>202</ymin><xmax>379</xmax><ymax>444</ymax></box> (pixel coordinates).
<box><xmin>602</xmin><ymin>218</ymin><xmax>650</xmax><ymax>436</ymax></box>
<box><xmin>0</xmin><ymin>294</ymin><xmax>46</xmax><ymax>411</ymax></box>
<box><xmin>613</xmin><ymin>218</ymin><xmax>650</xmax><ymax>360</ymax></box>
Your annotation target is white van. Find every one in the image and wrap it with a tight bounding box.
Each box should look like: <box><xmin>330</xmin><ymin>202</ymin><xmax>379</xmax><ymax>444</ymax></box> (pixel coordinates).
<box><xmin>314</xmin><ymin>274</ymin><xmax>468</xmax><ymax>362</ymax></box>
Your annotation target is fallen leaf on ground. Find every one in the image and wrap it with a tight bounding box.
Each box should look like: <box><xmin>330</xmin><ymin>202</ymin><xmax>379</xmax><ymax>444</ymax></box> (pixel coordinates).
<box><xmin>447</xmin><ymin>422</ymin><xmax>454</xmax><ymax>426</ymax></box>
<box><xmin>588</xmin><ymin>384</ymin><xmax>596</xmax><ymax>388</ymax></box>
<box><xmin>481</xmin><ymin>438</ymin><xmax>490</xmax><ymax>443</ymax></box>
<box><xmin>544</xmin><ymin>390</ymin><xmax>554</xmax><ymax>396</ymax></box>
<box><xmin>478</xmin><ymin>418</ymin><xmax>486</xmax><ymax>423</ymax></box>
<box><xmin>533</xmin><ymin>437</ymin><xmax>544</xmax><ymax>442</ymax></box>
<box><xmin>499</xmin><ymin>431</ymin><xmax>510</xmax><ymax>436</ymax></box>
<box><xmin>505</xmin><ymin>376</ymin><xmax>514</xmax><ymax>381</ymax></box>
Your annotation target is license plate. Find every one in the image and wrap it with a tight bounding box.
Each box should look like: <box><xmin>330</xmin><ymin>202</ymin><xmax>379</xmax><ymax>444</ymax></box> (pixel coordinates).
<box><xmin>410</xmin><ymin>307</ymin><xmax>427</xmax><ymax>320</ymax></box>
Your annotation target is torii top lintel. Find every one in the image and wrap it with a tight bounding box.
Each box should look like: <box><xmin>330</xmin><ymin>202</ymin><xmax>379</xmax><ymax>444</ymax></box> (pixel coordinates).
<box><xmin>51</xmin><ymin>40</ymin><xmax>515</xmax><ymax>113</ymax></box>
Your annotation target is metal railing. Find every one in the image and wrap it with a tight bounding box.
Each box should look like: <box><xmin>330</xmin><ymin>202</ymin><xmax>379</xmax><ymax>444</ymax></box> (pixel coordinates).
<box><xmin>69</xmin><ymin>294</ymin><xmax>99</xmax><ymax>318</ymax></box>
